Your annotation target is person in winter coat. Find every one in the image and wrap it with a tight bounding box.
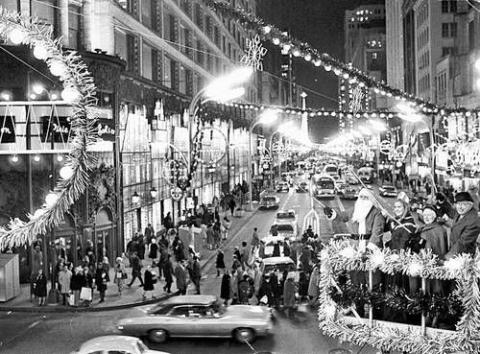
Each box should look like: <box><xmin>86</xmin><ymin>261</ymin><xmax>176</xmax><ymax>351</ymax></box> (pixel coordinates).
<box><xmin>283</xmin><ymin>275</ymin><xmax>297</xmax><ymax>318</ymax></box>
<box><xmin>81</xmin><ymin>266</ymin><xmax>94</xmax><ymax>306</ymax></box>
<box><xmin>238</xmin><ymin>273</ymin><xmax>254</xmax><ymax>304</ymax></box>
<box><xmin>174</xmin><ymin>261</ymin><xmax>188</xmax><ymax>295</ymax></box>
<box><xmin>269</xmin><ymin>270</ymin><xmax>281</xmax><ymax>308</ymax></box>
<box><xmin>385</xmin><ymin>199</ymin><xmax>418</xmax><ymax>251</ymax></box>
<box><xmin>220</xmin><ymin>271</ymin><xmax>231</xmax><ymax>304</ymax></box>
<box><xmin>444</xmin><ymin>192</ymin><xmax>480</xmax><ymax>258</ymax></box>
<box><xmin>230</xmin><ymin>268</ymin><xmax>240</xmax><ymax>303</ymax></box>
<box><xmin>114</xmin><ymin>257</ymin><xmax>127</xmax><ymax>296</ymax></box>
<box><xmin>221</xmin><ymin>216</ymin><xmax>231</xmax><ymax>240</ymax></box>
<box><xmin>137</xmin><ymin>236</ymin><xmax>146</xmax><ymax>260</ymax></box>
<box><xmin>143</xmin><ymin>265</ymin><xmax>157</xmax><ymax>300</ymax></box>
<box><xmin>283</xmin><ymin>239</ymin><xmax>291</xmax><ymax>257</ymax></box>
<box><xmin>258</xmin><ymin>274</ymin><xmax>275</xmax><ymax>307</ymax></box>
<box><xmin>216</xmin><ymin>249</ymin><xmax>225</xmax><ymax>277</ymax></box>
<box><xmin>162</xmin><ymin>254</ymin><xmax>173</xmax><ymax>293</ymax></box>
<box><xmin>298</xmin><ymin>271</ymin><xmax>309</xmax><ymax>301</ymax></box>
<box><xmin>419</xmin><ymin>205</ymin><xmax>448</xmax><ymax>295</ymax></box>
<box><xmin>272</xmin><ymin>241</ymin><xmax>281</xmax><ymax>257</ymax></box>
<box><xmin>33</xmin><ymin>269</ymin><xmax>47</xmax><ymax>306</ymax></box>
<box><xmin>70</xmin><ymin>267</ymin><xmax>85</xmax><ymax>306</ymax></box>
<box><xmin>228</xmin><ymin>198</ymin><xmax>236</xmax><ymax>217</ymax></box>
<box><xmin>251</xmin><ymin>228</ymin><xmax>260</xmax><ymax>249</ymax></box>
<box><xmin>148</xmin><ymin>238</ymin><xmax>159</xmax><ymax>265</ymax></box>
<box><xmin>308</xmin><ymin>265</ymin><xmax>320</xmax><ymax>304</ymax></box>
<box><xmin>128</xmin><ymin>252</ymin><xmax>144</xmax><ymax>287</ymax></box>
<box><xmin>95</xmin><ymin>261</ymin><xmax>109</xmax><ymax>303</ymax></box>
<box><xmin>191</xmin><ymin>256</ymin><xmax>202</xmax><ymax>294</ymax></box>
<box><xmin>58</xmin><ymin>264</ymin><xmax>72</xmax><ymax>305</ymax></box>
<box><xmin>144</xmin><ymin>223</ymin><xmax>155</xmax><ymax>244</ymax></box>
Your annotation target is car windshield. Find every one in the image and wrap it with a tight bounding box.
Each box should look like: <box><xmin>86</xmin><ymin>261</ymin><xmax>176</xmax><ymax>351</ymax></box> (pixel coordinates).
<box><xmin>276</xmin><ymin>212</ymin><xmax>294</xmax><ymax>219</ymax></box>
<box><xmin>273</xmin><ymin>224</ymin><xmax>294</xmax><ymax>232</ymax></box>
<box><xmin>325</xmin><ymin>166</ymin><xmax>337</xmax><ymax>173</ymax></box>
<box><xmin>263</xmin><ymin>197</ymin><xmax>276</xmax><ymax>202</ymax></box>
<box><xmin>383</xmin><ymin>186</ymin><xmax>395</xmax><ymax>190</ymax></box>
<box><xmin>150</xmin><ymin>304</ymin><xmax>172</xmax><ymax>315</ymax></box>
<box><xmin>264</xmin><ymin>263</ymin><xmax>295</xmax><ymax>273</ymax></box>
<box><xmin>316</xmin><ymin>179</ymin><xmax>335</xmax><ymax>189</ymax></box>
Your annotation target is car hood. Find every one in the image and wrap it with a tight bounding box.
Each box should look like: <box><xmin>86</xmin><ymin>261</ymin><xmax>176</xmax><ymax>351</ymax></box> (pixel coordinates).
<box><xmin>223</xmin><ymin>305</ymin><xmax>271</xmax><ymax>320</ymax></box>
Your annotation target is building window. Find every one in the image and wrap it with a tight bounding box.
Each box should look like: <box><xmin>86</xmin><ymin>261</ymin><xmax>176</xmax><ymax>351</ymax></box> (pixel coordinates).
<box><xmin>469</xmin><ymin>21</ymin><xmax>475</xmax><ymax>51</ymax></box>
<box><xmin>164</xmin><ymin>56</ymin><xmax>172</xmax><ymax>88</ymax></box>
<box><xmin>179</xmin><ymin>65</ymin><xmax>187</xmax><ymax>94</ymax></box>
<box><xmin>441</xmin><ymin>0</ymin><xmax>449</xmax><ymax>13</ymax></box>
<box><xmin>450</xmin><ymin>0</ymin><xmax>457</xmax><ymax>13</ymax></box>
<box><xmin>194</xmin><ymin>3</ymin><xmax>202</xmax><ymax>28</ymax></box>
<box><xmin>142</xmin><ymin>0</ymin><xmax>152</xmax><ymax>28</ymax></box>
<box><xmin>442</xmin><ymin>23</ymin><xmax>457</xmax><ymax>38</ymax></box>
<box><xmin>214</xmin><ymin>26</ymin><xmax>220</xmax><ymax>47</ymax></box>
<box><xmin>442</xmin><ymin>47</ymin><xmax>455</xmax><ymax>56</ymax></box>
<box><xmin>142</xmin><ymin>43</ymin><xmax>153</xmax><ymax>80</ymax></box>
<box><xmin>114</xmin><ymin>29</ymin><xmax>128</xmax><ymax>61</ymax></box>
<box><xmin>196</xmin><ymin>40</ymin><xmax>204</xmax><ymax>66</ymax></box>
<box><xmin>68</xmin><ymin>5</ymin><xmax>81</xmax><ymax>49</ymax></box>
<box><xmin>32</xmin><ymin>0</ymin><xmax>56</xmax><ymax>35</ymax></box>
<box><xmin>206</xmin><ymin>50</ymin><xmax>213</xmax><ymax>72</ymax></box>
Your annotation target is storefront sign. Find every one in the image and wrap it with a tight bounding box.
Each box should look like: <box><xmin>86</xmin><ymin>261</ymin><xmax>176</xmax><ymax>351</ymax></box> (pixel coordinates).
<box><xmin>41</xmin><ymin>116</ymin><xmax>71</xmax><ymax>143</ymax></box>
<box><xmin>96</xmin><ymin>118</ymin><xmax>115</xmax><ymax>141</ymax></box>
<box><xmin>0</xmin><ymin>115</ymin><xmax>15</xmax><ymax>143</ymax></box>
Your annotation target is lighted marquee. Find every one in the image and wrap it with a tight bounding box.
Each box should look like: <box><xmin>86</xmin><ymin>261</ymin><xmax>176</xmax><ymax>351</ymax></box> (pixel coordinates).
<box><xmin>0</xmin><ymin>8</ymin><xmax>98</xmax><ymax>249</ymax></box>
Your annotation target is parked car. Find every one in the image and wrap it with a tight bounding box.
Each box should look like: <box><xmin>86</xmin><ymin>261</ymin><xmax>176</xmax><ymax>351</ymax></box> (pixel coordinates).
<box><xmin>72</xmin><ymin>335</ymin><xmax>170</xmax><ymax>354</ymax></box>
<box><xmin>262</xmin><ymin>235</ymin><xmax>285</xmax><ymax>258</ymax></box>
<box><xmin>276</xmin><ymin>181</ymin><xmax>289</xmax><ymax>192</ymax></box>
<box><xmin>379</xmin><ymin>185</ymin><xmax>398</xmax><ymax>197</ymax></box>
<box><xmin>117</xmin><ymin>295</ymin><xmax>274</xmax><ymax>344</ymax></box>
<box><xmin>259</xmin><ymin>195</ymin><xmax>280</xmax><ymax>210</ymax></box>
<box><xmin>296</xmin><ymin>181</ymin><xmax>309</xmax><ymax>193</ymax></box>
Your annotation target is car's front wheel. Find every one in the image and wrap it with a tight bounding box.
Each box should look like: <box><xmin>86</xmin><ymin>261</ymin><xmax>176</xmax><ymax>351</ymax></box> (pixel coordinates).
<box><xmin>234</xmin><ymin>328</ymin><xmax>255</xmax><ymax>343</ymax></box>
<box><xmin>148</xmin><ymin>329</ymin><xmax>168</xmax><ymax>343</ymax></box>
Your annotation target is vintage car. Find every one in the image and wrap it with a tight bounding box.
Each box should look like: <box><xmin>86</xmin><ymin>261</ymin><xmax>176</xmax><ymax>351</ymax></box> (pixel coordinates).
<box><xmin>72</xmin><ymin>335</ymin><xmax>170</xmax><ymax>354</ymax></box>
<box><xmin>296</xmin><ymin>181</ymin><xmax>309</xmax><ymax>193</ymax></box>
<box><xmin>379</xmin><ymin>185</ymin><xmax>398</xmax><ymax>197</ymax></box>
<box><xmin>261</xmin><ymin>235</ymin><xmax>285</xmax><ymax>258</ymax></box>
<box><xmin>273</xmin><ymin>210</ymin><xmax>298</xmax><ymax>236</ymax></box>
<box><xmin>269</xmin><ymin>223</ymin><xmax>297</xmax><ymax>239</ymax></box>
<box><xmin>259</xmin><ymin>195</ymin><xmax>280</xmax><ymax>210</ymax></box>
<box><xmin>338</xmin><ymin>184</ymin><xmax>360</xmax><ymax>200</ymax></box>
<box><xmin>117</xmin><ymin>295</ymin><xmax>274</xmax><ymax>344</ymax></box>
<box><xmin>259</xmin><ymin>256</ymin><xmax>297</xmax><ymax>281</ymax></box>
<box><xmin>276</xmin><ymin>181</ymin><xmax>290</xmax><ymax>192</ymax></box>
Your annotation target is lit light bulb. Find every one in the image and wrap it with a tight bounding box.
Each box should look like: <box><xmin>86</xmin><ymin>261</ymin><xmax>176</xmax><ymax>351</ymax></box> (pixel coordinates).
<box><xmin>33</xmin><ymin>155</ymin><xmax>41</xmax><ymax>162</ymax></box>
<box><xmin>272</xmin><ymin>37</ymin><xmax>280</xmax><ymax>45</ymax></box>
<box><xmin>49</xmin><ymin>59</ymin><xmax>68</xmax><ymax>77</ymax></box>
<box><xmin>283</xmin><ymin>44</ymin><xmax>291</xmax><ymax>52</ymax></box>
<box><xmin>33</xmin><ymin>43</ymin><xmax>49</xmax><ymax>60</ymax></box>
<box><xmin>313</xmin><ymin>59</ymin><xmax>322</xmax><ymax>67</ymax></box>
<box><xmin>59</xmin><ymin>165</ymin><xmax>74</xmax><ymax>180</ymax></box>
<box><xmin>292</xmin><ymin>49</ymin><xmax>301</xmax><ymax>57</ymax></box>
<box><xmin>263</xmin><ymin>25</ymin><xmax>272</xmax><ymax>34</ymax></box>
<box><xmin>10</xmin><ymin>155</ymin><xmax>18</xmax><ymax>163</ymax></box>
<box><xmin>304</xmin><ymin>53</ymin><xmax>312</xmax><ymax>62</ymax></box>
<box><xmin>56</xmin><ymin>155</ymin><xmax>64</xmax><ymax>162</ymax></box>
<box><xmin>32</xmin><ymin>83</ymin><xmax>44</xmax><ymax>95</ymax></box>
<box><xmin>61</xmin><ymin>86</ymin><xmax>81</xmax><ymax>103</ymax></box>
<box><xmin>9</xmin><ymin>28</ymin><xmax>26</xmax><ymax>45</ymax></box>
<box><xmin>45</xmin><ymin>192</ymin><xmax>59</xmax><ymax>207</ymax></box>
<box><xmin>324</xmin><ymin>65</ymin><xmax>332</xmax><ymax>72</ymax></box>
<box><xmin>33</xmin><ymin>208</ymin><xmax>45</xmax><ymax>219</ymax></box>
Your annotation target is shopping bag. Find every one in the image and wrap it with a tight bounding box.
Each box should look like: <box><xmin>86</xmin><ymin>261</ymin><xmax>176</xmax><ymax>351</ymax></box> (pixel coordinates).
<box><xmin>68</xmin><ymin>292</ymin><xmax>75</xmax><ymax>306</ymax></box>
<box><xmin>80</xmin><ymin>287</ymin><xmax>92</xmax><ymax>301</ymax></box>
<box><xmin>259</xmin><ymin>295</ymin><xmax>268</xmax><ymax>305</ymax></box>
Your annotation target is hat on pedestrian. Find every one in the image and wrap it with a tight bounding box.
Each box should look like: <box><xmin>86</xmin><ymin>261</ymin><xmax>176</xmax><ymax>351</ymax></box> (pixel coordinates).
<box><xmin>455</xmin><ymin>192</ymin><xmax>474</xmax><ymax>203</ymax></box>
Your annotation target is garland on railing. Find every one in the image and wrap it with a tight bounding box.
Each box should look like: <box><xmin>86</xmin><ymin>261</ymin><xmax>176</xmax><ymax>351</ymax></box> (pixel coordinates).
<box><xmin>0</xmin><ymin>8</ymin><xmax>97</xmax><ymax>249</ymax></box>
<box><xmin>318</xmin><ymin>241</ymin><xmax>480</xmax><ymax>353</ymax></box>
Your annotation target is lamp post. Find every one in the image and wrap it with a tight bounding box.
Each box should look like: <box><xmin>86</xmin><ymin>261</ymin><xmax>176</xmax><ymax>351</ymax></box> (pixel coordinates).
<box><xmin>247</xmin><ymin>109</ymin><xmax>279</xmax><ymax>211</ymax></box>
<box><xmin>187</xmin><ymin>67</ymin><xmax>253</xmax><ymax>206</ymax></box>
<box><xmin>268</xmin><ymin>122</ymin><xmax>296</xmax><ymax>186</ymax></box>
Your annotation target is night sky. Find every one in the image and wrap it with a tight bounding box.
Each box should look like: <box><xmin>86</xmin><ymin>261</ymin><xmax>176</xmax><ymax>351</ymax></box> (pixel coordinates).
<box><xmin>257</xmin><ymin>0</ymin><xmax>384</xmax><ymax>143</ymax></box>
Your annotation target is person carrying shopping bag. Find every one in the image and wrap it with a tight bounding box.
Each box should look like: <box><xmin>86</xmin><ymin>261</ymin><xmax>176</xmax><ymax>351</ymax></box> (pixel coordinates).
<box><xmin>114</xmin><ymin>257</ymin><xmax>127</xmax><ymax>296</ymax></box>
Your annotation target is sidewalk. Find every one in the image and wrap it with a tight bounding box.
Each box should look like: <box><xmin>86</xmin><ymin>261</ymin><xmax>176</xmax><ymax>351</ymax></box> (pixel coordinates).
<box><xmin>0</xmin><ymin>207</ymin><xmax>257</xmax><ymax>313</ymax></box>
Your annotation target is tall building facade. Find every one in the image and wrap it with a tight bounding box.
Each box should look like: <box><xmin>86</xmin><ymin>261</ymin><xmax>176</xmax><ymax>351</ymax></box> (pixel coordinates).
<box><xmin>341</xmin><ymin>3</ymin><xmax>387</xmax><ymax>132</ymax></box>
<box><xmin>0</xmin><ymin>0</ymin><xmax>259</xmax><ymax>278</ymax></box>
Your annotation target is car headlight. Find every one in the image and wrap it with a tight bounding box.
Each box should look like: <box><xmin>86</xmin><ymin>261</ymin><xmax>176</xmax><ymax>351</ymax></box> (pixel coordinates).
<box><xmin>117</xmin><ymin>325</ymin><xmax>124</xmax><ymax>330</ymax></box>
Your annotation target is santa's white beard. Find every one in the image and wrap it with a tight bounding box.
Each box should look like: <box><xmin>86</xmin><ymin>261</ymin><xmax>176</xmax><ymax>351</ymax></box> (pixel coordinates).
<box><xmin>352</xmin><ymin>199</ymin><xmax>373</xmax><ymax>234</ymax></box>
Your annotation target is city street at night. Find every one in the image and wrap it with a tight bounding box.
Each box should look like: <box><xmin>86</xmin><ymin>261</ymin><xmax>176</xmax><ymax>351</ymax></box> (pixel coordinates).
<box><xmin>1</xmin><ymin>1</ymin><xmax>480</xmax><ymax>354</ymax></box>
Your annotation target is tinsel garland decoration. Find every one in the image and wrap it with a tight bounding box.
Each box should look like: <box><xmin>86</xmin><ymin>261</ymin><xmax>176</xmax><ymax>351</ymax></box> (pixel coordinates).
<box><xmin>203</xmin><ymin>0</ymin><xmax>479</xmax><ymax>118</ymax></box>
<box><xmin>318</xmin><ymin>242</ymin><xmax>480</xmax><ymax>353</ymax></box>
<box><xmin>0</xmin><ymin>8</ymin><xmax>97</xmax><ymax>249</ymax></box>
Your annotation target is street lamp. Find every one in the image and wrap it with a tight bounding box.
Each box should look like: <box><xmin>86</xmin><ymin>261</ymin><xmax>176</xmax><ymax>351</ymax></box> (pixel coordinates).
<box><xmin>188</xmin><ymin>67</ymin><xmax>254</xmax><ymax>207</ymax></box>
<box><xmin>269</xmin><ymin>121</ymin><xmax>296</xmax><ymax>185</ymax></box>
<box><xmin>132</xmin><ymin>192</ymin><xmax>140</xmax><ymax>204</ymax></box>
<box><xmin>247</xmin><ymin>109</ymin><xmax>280</xmax><ymax>211</ymax></box>
<box><xmin>150</xmin><ymin>187</ymin><xmax>158</xmax><ymax>199</ymax></box>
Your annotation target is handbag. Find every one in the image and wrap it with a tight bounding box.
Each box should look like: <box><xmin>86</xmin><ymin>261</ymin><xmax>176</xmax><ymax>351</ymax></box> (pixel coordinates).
<box><xmin>259</xmin><ymin>295</ymin><xmax>268</xmax><ymax>304</ymax></box>
<box><xmin>80</xmin><ymin>287</ymin><xmax>92</xmax><ymax>301</ymax></box>
<box><xmin>68</xmin><ymin>292</ymin><xmax>75</xmax><ymax>306</ymax></box>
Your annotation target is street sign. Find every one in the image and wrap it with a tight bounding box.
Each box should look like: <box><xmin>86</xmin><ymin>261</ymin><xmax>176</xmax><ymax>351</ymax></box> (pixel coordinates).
<box><xmin>171</xmin><ymin>187</ymin><xmax>184</xmax><ymax>201</ymax></box>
